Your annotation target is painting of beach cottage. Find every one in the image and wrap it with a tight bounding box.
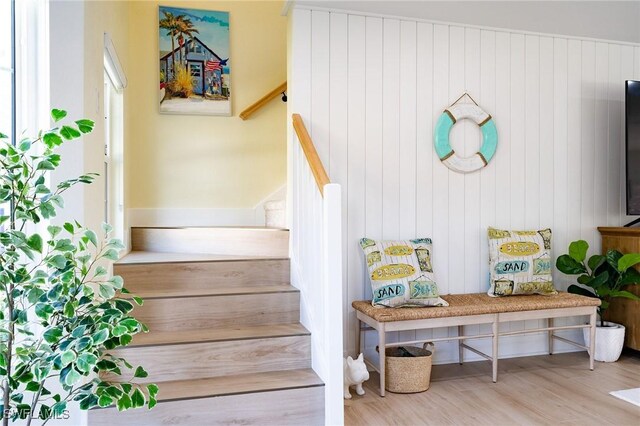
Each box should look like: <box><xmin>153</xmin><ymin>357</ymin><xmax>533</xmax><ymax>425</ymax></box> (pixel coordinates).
<box><xmin>159</xmin><ymin>6</ymin><xmax>231</xmax><ymax>115</ymax></box>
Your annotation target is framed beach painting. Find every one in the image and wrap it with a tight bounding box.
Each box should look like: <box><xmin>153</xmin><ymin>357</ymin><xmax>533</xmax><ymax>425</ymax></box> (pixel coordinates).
<box><xmin>158</xmin><ymin>6</ymin><xmax>231</xmax><ymax>116</ymax></box>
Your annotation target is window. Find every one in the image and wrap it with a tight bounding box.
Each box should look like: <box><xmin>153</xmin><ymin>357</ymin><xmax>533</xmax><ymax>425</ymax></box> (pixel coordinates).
<box><xmin>1</xmin><ymin>0</ymin><xmax>49</xmax><ymax>232</ymax></box>
<box><xmin>104</xmin><ymin>33</ymin><xmax>126</xmax><ymax>246</ymax></box>
<box><xmin>0</xmin><ymin>0</ymin><xmax>15</xmax><ymax>229</ymax></box>
<box><xmin>1</xmin><ymin>0</ymin><xmax>49</xmax><ymax>144</ymax></box>
<box><xmin>189</xmin><ymin>63</ymin><xmax>202</xmax><ymax>77</ymax></box>
<box><xmin>15</xmin><ymin>0</ymin><xmax>50</xmax><ymax>135</ymax></box>
<box><xmin>104</xmin><ymin>71</ymin><xmax>125</xmax><ymax>239</ymax></box>
<box><xmin>0</xmin><ymin>0</ymin><xmax>15</xmax><ymax>145</ymax></box>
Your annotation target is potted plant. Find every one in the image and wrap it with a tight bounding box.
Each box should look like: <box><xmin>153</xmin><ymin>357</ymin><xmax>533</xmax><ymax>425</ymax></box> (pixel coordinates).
<box><xmin>556</xmin><ymin>240</ymin><xmax>640</xmax><ymax>362</ymax></box>
<box><xmin>0</xmin><ymin>109</ymin><xmax>156</xmax><ymax>424</ymax></box>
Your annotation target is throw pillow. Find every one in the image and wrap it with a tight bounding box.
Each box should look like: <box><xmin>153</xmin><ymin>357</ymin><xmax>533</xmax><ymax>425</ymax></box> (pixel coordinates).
<box><xmin>487</xmin><ymin>227</ymin><xmax>557</xmax><ymax>297</ymax></box>
<box><xmin>359</xmin><ymin>238</ymin><xmax>449</xmax><ymax>308</ymax></box>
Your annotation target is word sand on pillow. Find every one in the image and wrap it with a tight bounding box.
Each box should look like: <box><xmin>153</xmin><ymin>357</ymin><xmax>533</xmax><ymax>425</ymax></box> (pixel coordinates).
<box><xmin>359</xmin><ymin>238</ymin><xmax>448</xmax><ymax>308</ymax></box>
<box><xmin>487</xmin><ymin>227</ymin><xmax>557</xmax><ymax>297</ymax></box>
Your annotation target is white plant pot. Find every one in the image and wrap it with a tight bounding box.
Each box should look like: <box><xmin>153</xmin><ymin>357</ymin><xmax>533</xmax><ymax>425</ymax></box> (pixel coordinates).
<box><xmin>582</xmin><ymin>321</ymin><xmax>626</xmax><ymax>362</ymax></box>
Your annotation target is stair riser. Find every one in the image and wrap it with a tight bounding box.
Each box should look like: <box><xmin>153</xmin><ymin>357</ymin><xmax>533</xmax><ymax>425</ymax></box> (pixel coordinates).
<box><xmin>89</xmin><ymin>386</ymin><xmax>324</xmax><ymax>426</ymax></box>
<box><xmin>134</xmin><ymin>292</ymin><xmax>300</xmax><ymax>332</ymax></box>
<box><xmin>116</xmin><ymin>259</ymin><xmax>290</xmax><ymax>296</ymax></box>
<box><xmin>131</xmin><ymin>228</ymin><xmax>289</xmax><ymax>257</ymax></box>
<box><xmin>106</xmin><ymin>335</ymin><xmax>311</xmax><ymax>382</ymax></box>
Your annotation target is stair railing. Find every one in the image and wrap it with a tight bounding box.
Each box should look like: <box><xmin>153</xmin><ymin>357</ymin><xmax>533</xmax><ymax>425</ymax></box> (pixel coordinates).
<box><xmin>290</xmin><ymin>113</ymin><xmax>344</xmax><ymax>425</ymax></box>
<box><xmin>239</xmin><ymin>82</ymin><xmax>287</xmax><ymax>120</ymax></box>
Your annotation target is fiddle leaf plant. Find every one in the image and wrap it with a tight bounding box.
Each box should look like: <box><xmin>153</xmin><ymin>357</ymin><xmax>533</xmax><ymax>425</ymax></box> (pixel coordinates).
<box><xmin>556</xmin><ymin>239</ymin><xmax>640</xmax><ymax>326</ymax></box>
<box><xmin>0</xmin><ymin>110</ymin><xmax>156</xmax><ymax>425</ymax></box>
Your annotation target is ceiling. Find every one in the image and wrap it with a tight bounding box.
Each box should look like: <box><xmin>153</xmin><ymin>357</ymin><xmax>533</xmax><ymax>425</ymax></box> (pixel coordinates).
<box><xmin>294</xmin><ymin>1</ymin><xmax>640</xmax><ymax>43</ymax></box>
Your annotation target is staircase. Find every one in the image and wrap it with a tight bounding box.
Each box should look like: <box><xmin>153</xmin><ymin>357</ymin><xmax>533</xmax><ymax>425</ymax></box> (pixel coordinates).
<box><xmin>89</xmin><ymin>227</ymin><xmax>325</xmax><ymax>425</ymax></box>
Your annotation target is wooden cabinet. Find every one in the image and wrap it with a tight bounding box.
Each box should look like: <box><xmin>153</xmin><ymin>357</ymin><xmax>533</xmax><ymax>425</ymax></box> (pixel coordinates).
<box><xmin>598</xmin><ymin>227</ymin><xmax>640</xmax><ymax>351</ymax></box>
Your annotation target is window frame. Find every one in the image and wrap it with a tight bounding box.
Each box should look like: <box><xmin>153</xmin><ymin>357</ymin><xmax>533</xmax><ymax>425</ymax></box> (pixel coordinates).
<box><xmin>1</xmin><ymin>0</ymin><xmax>17</xmax><ymax>229</ymax></box>
<box><xmin>9</xmin><ymin>0</ymin><xmax>50</xmax><ymax>235</ymax></box>
<box><xmin>10</xmin><ymin>0</ymin><xmax>16</xmax><ymax>148</ymax></box>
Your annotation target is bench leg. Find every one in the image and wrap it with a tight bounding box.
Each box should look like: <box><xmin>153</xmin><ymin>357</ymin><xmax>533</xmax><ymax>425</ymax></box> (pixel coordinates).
<box><xmin>458</xmin><ymin>325</ymin><xmax>464</xmax><ymax>364</ymax></box>
<box><xmin>548</xmin><ymin>318</ymin><xmax>554</xmax><ymax>355</ymax></box>
<box><xmin>492</xmin><ymin>319</ymin><xmax>498</xmax><ymax>383</ymax></box>
<box><xmin>378</xmin><ymin>324</ymin><xmax>386</xmax><ymax>397</ymax></box>
<box><xmin>355</xmin><ymin>317</ymin><xmax>361</xmax><ymax>356</ymax></box>
<box><xmin>589</xmin><ymin>310</ymin><xmax>596</xmax><ymax>371</ymax></box>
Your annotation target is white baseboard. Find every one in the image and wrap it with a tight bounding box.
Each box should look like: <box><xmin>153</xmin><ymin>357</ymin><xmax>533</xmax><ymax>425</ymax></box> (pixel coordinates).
<box><xmin>128</xmin><ymin>185</ymin><xmax>286</xmax><ymax>227</ymax></box>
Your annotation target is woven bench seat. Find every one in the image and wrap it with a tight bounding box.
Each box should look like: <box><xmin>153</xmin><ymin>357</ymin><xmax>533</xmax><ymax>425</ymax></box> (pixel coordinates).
<box><xmin>352</xmin><ymin>292</ymin><xmax>600</xmax><ymax>322</ymax></box>
<box><xmin>353</xmin><ymin>291</ymin><xmax>600</xmax><ymax>396</ymax></box>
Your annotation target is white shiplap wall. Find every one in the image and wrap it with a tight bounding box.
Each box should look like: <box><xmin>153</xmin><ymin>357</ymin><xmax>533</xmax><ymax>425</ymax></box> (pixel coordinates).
<box><xmin>290</xmin><ymin>7</ymin><xmax>640</xmax><ymax>364</ymax></box>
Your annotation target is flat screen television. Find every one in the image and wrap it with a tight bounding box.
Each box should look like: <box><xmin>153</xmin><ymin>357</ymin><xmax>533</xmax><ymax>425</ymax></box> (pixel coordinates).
<box><xmin>626</xmin><ymin>80</ymin><xmax>640</xmax><ymax>216</ymax></box>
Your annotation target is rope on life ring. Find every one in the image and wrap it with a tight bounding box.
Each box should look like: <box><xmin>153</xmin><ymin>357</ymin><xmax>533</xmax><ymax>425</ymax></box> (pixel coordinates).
<box><xmin>434</xmin><ymin>93</ymin><xmax>498</xmax><ymax>174</ymax></box>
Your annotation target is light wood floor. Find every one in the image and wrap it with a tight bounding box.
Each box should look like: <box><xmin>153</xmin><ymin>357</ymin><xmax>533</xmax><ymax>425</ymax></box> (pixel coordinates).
<box><xmin>345</xmin><ymin>351</ymin><xmax>640</xmax><ymax>426</ymax></box>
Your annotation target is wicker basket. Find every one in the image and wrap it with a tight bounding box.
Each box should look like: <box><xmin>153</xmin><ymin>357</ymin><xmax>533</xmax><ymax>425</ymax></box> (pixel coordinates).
<box><xmin>381</xmin><ymin>343</ymin><xmax>434</xmax><ymax>393</ymax></box>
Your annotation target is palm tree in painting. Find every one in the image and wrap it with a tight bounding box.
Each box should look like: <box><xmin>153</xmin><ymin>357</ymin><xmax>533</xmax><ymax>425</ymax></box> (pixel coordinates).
<box><xmin>159</xmin><ymin>11</ymin><xmax>180</xmax><ymax>77</ymax></box>
<box><xmin>176</xmin><ymin>17</ymin><xmax>199</xmax><ymax>65</ymax></box>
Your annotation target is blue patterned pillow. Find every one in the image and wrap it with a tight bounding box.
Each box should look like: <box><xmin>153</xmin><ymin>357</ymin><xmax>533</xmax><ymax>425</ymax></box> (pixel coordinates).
<box><xmin>487</xmin><ymin>227</ymin><xmax>557</xmax><ymax>297</ymax></box>
<box><xmin>360</xmin><ymin>238</ymin><xmax>448</xmax><ymax>308</ymax></box>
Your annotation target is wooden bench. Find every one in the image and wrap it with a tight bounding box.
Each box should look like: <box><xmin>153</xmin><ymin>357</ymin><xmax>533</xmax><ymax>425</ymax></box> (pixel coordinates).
<box><xmin>352</xmin><ymin>292</ymin><xmax>601</xmax><ymax>397</ymax></box>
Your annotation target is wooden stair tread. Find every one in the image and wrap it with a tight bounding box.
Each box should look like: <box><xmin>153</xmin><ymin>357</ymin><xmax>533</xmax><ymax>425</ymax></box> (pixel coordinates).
<box><xmin>130</xmin><ymin>283</ymin><xmax>298</xmax><ymax>299</ymax></box>
<box><xmin>108</xmin><ymin>335</ymin><xmax>310</xmax><ymax>382</ymax></box>
<box><xmin>128</xmin><ymin>292</ymin><xmax>300</xmax><ymax>332</ymax></box>
<box><xmin>130</xmin><ymin>323</ymin><xmax>310</xmax><ymax>347</ymax></box>
<box><xmin>90</xmin><ymin>386</ymin><xmax>324</xmax><ymax>425</ymax></box>
<box><xmin>151</xmin><ymin>369</ymin><xmax>323</xmax><ymax>402</ymax></box>
<box><xmin>117</xmin><ymin>251</ymin><xmax>288</xmax><ymax>265</ymax></box>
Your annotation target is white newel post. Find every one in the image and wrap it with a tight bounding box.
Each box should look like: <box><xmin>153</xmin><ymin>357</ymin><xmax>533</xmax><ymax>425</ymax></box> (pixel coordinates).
<box><xmin>323</xmin><ymin>183</ymin><xmax>344</xmax><ymax>426</ymax></box>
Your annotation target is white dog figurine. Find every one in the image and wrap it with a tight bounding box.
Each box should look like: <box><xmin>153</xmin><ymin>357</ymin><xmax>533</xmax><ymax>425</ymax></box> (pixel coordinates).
<box><xmin>344</xmin><ymin>353</ymin><xmax>370</xmax><ymax>399</ymax></box>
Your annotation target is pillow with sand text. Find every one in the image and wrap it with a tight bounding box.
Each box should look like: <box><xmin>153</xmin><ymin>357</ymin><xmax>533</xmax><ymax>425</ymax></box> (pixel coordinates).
<box><xmin>487</xmin><ymin>227</ymin><xmax>557</xmax><ymax>297</ymax></box>
<box><xmin>359</xmin><ymin>238</ymin><xmax>448</xmax><ymax>308</ymax></box>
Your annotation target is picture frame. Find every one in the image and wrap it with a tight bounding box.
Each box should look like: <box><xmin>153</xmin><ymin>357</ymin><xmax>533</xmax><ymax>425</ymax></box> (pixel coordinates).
<box><xmin>158</xmin><ymin>5</ymin><xmax>231</xmax><ymax>116</ymax></box>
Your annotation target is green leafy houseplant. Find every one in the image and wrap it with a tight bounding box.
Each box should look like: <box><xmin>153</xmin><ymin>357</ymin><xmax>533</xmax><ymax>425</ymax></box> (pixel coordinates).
<box><xmin>0</xmin><ymin>110</ymin><xmax>156</xmax><ymax>424</ymax></box>
<box><xmin>556</xmin><ymin>240</ymin><xmax>640</xmax><ymax>327</ymax></box>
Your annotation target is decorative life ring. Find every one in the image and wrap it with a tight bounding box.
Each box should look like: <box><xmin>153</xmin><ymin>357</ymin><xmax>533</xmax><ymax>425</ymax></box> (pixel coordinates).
<box><xmin>434</xmin><ymin>100</ymin><xmax>498</xmax><ymax>174</ymax></box>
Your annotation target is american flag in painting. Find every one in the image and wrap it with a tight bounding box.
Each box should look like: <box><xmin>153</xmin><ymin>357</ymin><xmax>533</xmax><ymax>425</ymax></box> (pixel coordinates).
<box><xmin>205</xmin><ymin>60</ymin><xmax>221</xmax><ymax>71</ymax></box>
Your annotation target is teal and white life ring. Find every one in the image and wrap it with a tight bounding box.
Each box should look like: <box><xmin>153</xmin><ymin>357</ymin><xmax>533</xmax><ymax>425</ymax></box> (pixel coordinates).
<box><xmin>434</xmin><ymin>103</ymin><xmax>498</xmax><ymax>173</ymax></box>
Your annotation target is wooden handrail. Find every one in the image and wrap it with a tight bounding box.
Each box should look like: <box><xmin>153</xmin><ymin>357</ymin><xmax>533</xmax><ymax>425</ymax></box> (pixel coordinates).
<box><xmin>239</xmin><ymin>82</ymin><xmax>287</xmax><ymax>120</ymax></box>
<box><xmin>292</xmin><ymin>113</ymin><xmax>330</xmax><ymax>195</ymax></box>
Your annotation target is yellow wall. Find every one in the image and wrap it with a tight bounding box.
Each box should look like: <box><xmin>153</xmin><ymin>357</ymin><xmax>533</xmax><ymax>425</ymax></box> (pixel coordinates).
<box><xmin>126</xmin><ymin>0</ymin><xmax>287</xmax><ymax>209</ymax></box>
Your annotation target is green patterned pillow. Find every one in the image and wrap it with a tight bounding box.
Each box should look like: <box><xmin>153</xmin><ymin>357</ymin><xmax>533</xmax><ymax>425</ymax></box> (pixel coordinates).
<box><xmin>359</xmin><ymin>238</ymin><xmax>448</xmax><ymax>308</ymax></box>
<box><xmin>487</xmin><ymin>227</ymin><xmax>557</xmax><ymax>297</ymax></box>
